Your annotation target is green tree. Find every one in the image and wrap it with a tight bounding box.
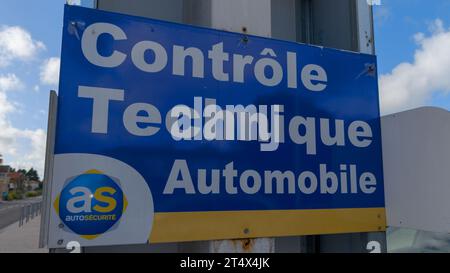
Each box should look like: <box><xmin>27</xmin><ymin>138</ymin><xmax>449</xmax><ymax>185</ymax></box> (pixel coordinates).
<box><xmin>25</xmin><ymin>168</ymin><xmax>40</xmax><ymax>182</ymax></box>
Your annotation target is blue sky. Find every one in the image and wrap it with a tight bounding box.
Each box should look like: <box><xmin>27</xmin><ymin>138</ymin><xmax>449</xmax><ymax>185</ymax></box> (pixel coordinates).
<box><xmin>0</xmin><ymin>0</ymin><xmax>92</xmax><ymax>176</ymax></box>
<box><xmin>375</xmin><ymin>0</ymin><xmax>450</xmax><ymax>73</ymax></box>
<box><xmin>0</xmin><ymin>0</ymin><xmax>449</xmax><ymax>176</ymax></box>
<box><xmin>374</xmin><ymin>0</ymin><xmax>450</xmax><ymax>112</ymax></box>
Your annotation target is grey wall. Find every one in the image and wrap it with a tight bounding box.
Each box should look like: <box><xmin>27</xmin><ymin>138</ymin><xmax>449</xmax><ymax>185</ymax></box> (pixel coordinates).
<box><xmin>307</xmin><ymin>0</ymin><xmax>358</xmax><ymax>51</ymax></box>
<box><xmin>97</xmin><ymin>0</ymin><xmax>184</xmax><ymax>23</ymax></box>
<box><xmin>271</xmin><ymin>0</ymin><xmax>359</xmax><ymax>51</ymax></box>
<box><xmin>97</xmin><ymin>0</ymin><xmax>361</xmax><ymax>51</ymax></box>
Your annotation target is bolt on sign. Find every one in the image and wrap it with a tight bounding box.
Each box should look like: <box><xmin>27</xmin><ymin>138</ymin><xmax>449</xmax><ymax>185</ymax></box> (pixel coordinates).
<box><xmin>46</xmin><ymin>5</ymin><xmax>386</xmax><ymax>247</ymax></box>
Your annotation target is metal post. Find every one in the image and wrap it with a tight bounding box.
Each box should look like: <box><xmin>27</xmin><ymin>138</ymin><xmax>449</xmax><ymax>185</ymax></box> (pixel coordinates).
<box><xmin>39</xmin><ymin>90</ymin><xmax>58</xmax><ymax>249</ymax></box>
<box><xmin>19</xmin><ymin>206</ymin><xmax>24</xmax><ymax>227</ymax></box>
<box><xmin>312</xmin><ymin>0</ymin><xmax>386</xmax><ymax>253</ymax></box>
<box><xmin>26</xmin><ymin>205</ymin><xmax>30</xmax><ymax>223</ymax></box>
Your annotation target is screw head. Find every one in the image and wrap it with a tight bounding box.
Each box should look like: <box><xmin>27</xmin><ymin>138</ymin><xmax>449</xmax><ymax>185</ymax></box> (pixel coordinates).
<box><xmin>243</xmin><ymin>228</ymin><xmax>250</xmax><ymax>234</ymax></box>
<box><xmin>57</xmin><ymin>239</ymin><xmax>64</xmax><ymax>245</ymax></box>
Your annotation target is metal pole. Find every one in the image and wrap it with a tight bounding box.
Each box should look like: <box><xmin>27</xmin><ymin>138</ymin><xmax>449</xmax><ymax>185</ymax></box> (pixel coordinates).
<box><xmin>19</xmin><ymin>206</ymin><xmax>24</xmax><ymax>227</ymax></box>
<box><xmin>313</xmin><ymin>0</ymin><xmax>387</xmax><ymax>253</ymax></box>
<box><xmin>26</xmin><ymin>205</ymin><xmax>30</xmax><ymax>223</ymax></box>
<box><xmin>39</xmin><ymin>90</ymin><xmax>58</xmax><ymax>248</ymax></box>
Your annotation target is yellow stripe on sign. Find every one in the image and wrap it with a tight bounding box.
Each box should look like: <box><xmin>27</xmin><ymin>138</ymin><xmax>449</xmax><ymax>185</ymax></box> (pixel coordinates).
<box><xmin>149</xmin><ymin>208</ymin><xmax>386</xmax><ymax>243</ymax></box>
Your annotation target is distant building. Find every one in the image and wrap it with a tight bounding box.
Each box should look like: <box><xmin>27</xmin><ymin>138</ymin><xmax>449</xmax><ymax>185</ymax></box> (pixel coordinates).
<box><xmin>0</xmin><ymin>164</ymin><xmax>11</xmax><ymax>200</ymax></box>
<box><xmin>26</xmin><ymin>180</ymin><xmax>40</xmax><ymax>191</ymax></box>
<box><xmin>8</xmin><ymin>171</ymin><xmax>28</xmax><ymax>192</ymax></box>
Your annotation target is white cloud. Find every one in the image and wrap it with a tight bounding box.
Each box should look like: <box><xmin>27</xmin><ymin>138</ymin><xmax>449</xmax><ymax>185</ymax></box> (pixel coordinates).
<box><xmin>0</xmin><ymin>74</ymin><xmax>46</xmax><ymax>177</ymax></box>
<box><xmin>0</xmin><ymin>74</ymin><xmax>23</xmax><ymax>158</ymax></box>
<box><xmin>428</xmin><ymin>18</ymin><xmax>445</xmax><ymax>34</ymax></box>
<box><xmin>40</xmin><ymin>57</ymin><xmax>60</xmax><ymax>86</ymax></box>
<box><xmin>0</xmin><ymin>26</ymin><xmax>47</xmax><ymax>177</ymax></box>
<box><xmin>0</xmin><ymin>25</ymin><xmax>45</xmax><ymax>67</ymax></box>
<box><xmin>0</xmin><ymin>73</ymin><xmax>23</xmax><ymax>92</ymax></box>
<box><xmin>379</xmin><ymin>19</ymin><xmax>450</xmax><ymax>114</ymax></box>
<box><xmin>0</xmin><ymin>73</ymin><xmax>22</xmax><ymax>117</ymax></box>
<box><xmin>8</xmin><ymin>129</ymin><xmax>46</xmax><ymax>176</ymax></box>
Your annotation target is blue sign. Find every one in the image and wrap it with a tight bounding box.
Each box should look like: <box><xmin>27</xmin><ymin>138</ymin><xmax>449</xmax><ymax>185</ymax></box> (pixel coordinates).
<box><xmin>48</xmin><ymin>5</ymin><xmax>385</xmax><ymax>246</ymax></box>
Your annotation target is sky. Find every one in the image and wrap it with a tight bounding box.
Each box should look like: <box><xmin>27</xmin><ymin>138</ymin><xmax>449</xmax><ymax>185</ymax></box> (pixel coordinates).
<box><xmin>374</xmin><ymin>0</ymin><xmax>450</xmax><ymax>114</ymax></box>
<box><xmin>0</xmin><ymin>0</ymin><xmax>449</xmax><ymax>177</ymax></box>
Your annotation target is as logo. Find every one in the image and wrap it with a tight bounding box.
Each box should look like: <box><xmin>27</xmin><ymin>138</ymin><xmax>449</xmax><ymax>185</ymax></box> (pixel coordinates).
<box><xmin>54</xmin><ymin>169</ymin><xmax>127</xmax><ymax>239</ymax></box>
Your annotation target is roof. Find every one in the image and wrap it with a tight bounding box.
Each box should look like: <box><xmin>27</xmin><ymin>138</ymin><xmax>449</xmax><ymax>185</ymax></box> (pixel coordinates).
<box><xmin>8</xmin><ymin>172</ymin><xmax>24</xmax><ymax>180</ymax></box>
